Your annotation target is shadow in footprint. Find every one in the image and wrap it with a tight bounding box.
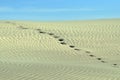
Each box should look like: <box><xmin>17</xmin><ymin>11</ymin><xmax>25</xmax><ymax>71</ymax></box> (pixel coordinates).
<box><xmin>48</xmin><ymin>33</ymin><xmax>54</xmax><ymax>35</ymax></box>
<box><xmin>113</xmin><ymin>64</ymin><xmax>117</xmax><ymax>66</ymax></box>
<box><xmin>89</xmin><ymin>55</ymin><xmax>95</xmax><ymax>57</ymax></box>
<box><xmin>74</xmin><ymin>48</ymin><xmax>80</xmax><ymax>51</ymax></box>
<box><xmin>39</xmin><ymin>31</ymin><xmax>46</xmax><ymax>34</ymax></box>
<box><xmin>69</xmin><ymin>45</ymin><xmax>75</xmax><ymax>48</ymax></box>
<box><xmin>101</xmin><ymin>61</ymin><xmax>106</xmax><ymax>63</ymax></box>
<box><xmin>60</xmin><ymin>42</ymin><xmax>67</xmax><ymax>45</ymax></box>
<box><xmin>58</xmin><ymin>38</ymin><xmax>64</xmax><ymax>41</ymax></box>
<box><xmin>97</xmin><ymin>58</ymin><xmax>102</xmax><ymax>60</ymax></box>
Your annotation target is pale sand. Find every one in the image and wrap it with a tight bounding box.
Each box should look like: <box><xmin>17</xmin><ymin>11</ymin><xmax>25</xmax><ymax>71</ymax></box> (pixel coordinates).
<box><xmin>0</xmin><ymin>19</ymin><xmax>120</xmax><ymax>80</ymax></box>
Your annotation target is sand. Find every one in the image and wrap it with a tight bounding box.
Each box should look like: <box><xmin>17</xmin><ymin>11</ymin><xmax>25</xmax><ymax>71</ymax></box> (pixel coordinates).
<box><xmin>0</xmin><ymin>19</ymin><xmax>120</xmax><ymax>80</ymax></box>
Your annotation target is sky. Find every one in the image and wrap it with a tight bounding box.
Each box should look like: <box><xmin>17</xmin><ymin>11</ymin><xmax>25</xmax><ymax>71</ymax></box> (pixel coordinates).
<box><xmin>0</xmin><ymin>0</ymin><xmax>120</xmax><ymax>21</ymax></box>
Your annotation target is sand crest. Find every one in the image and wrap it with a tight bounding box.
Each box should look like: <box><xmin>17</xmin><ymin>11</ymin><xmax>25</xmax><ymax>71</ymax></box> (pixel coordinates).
<box><xmin>0</xmin><ymin>19</ymin><xmax>120</xmax><ymax>80</ymax></box>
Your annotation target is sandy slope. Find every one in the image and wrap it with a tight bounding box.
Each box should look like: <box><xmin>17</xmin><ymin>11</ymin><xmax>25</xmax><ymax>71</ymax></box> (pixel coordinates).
<box><xmin>0</xmin><ymin>19</ymin><xmax>120</xmax><ymax>80</ymax></box>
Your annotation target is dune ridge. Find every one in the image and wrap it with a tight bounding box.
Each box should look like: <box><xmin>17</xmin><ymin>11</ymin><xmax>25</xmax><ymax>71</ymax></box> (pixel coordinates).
<box><xmin>0</xmin><ymin>20</ymin><xmax>120</xmax><ymax>80</ymax></box>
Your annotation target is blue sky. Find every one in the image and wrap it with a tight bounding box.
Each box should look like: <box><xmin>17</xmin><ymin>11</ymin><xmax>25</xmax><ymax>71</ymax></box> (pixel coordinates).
<box><xmin>0</xmin><ymin>0</ymin><xmax>120</xmax><ymax>21</ymax></box>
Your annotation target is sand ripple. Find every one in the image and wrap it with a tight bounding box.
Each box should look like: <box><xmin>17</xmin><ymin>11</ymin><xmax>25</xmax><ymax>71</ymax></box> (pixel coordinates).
<box><xmin>0</xmin><ymin>20</ymin><xmax>120</xmax><ymax>80</ymax></box>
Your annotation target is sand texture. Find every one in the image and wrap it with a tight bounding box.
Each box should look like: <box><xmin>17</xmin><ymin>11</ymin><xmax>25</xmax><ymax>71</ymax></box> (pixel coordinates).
<box><xmin>0</xmin><ymin>19</ymin><xmax>120</xmax><ymax>80</ymax></box>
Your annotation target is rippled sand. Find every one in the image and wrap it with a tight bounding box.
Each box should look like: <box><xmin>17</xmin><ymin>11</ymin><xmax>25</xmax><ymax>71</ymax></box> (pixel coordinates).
<box><xmin>0</xmin><ymin>19</ymin><xmax>120</xmax><ymax>80</ymax></box>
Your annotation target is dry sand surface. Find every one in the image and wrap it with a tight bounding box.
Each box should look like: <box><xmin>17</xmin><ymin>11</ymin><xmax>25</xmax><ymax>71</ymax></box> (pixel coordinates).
<box><xmin>0</xmin><ymin>19</ymin><xmax>120</xmax><ymax>80</ymax></box>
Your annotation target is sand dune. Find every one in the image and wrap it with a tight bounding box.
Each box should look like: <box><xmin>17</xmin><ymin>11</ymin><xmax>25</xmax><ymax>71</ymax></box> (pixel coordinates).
<box><xmin>0</xmin><ymin>19</ymin><xmax>120</xmax><ymax>80</ymax></box>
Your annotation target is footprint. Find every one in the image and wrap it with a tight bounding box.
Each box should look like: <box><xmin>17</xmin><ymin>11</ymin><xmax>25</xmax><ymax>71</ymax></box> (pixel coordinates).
<box><xmin>21</xmin><ymin>27</ymin><xmax>28</xmax><ymax>29</ymax></box>
<box><xmin>12</xmin><ymin>23</ymin><xmax>16</xmax><ymax>25</ymax></box>
<box><xmin>48</xmin><ymin>33</ymin><xmax>54</xmax><ymax>35</ymax></box>
<box><xmin>60</xmin><ymin>42</ymin><xmax>67</xmax><ymax>45</ymax></box>
<box><xmin>39</xmin><ymin>31</ymin><xmax>46</xmax><ymax>34</ymax></box>
<box><xmin>113</xmin><ymin>64</ymin><xmax>117</xmax><ymax>66</ymax></box>
<box><xmin>74</xmin><ymin>48</ymin><xmax>80</xmax><ymax>51</ymax></box>
<box><xmin>5</xmin><ymin>21</ymin><xmax>10</xmax><ymax>23</ymax></box>
<box><xmin>97</xmin><ymin>58</ymin><xmax>102</xmax><ymax>60</ymax></box>
<box><xmin>85</xmin><ymin>51</ymin><xmax>91</xmax><ymax>53</ymax></box>
<box><xmin>53</xmin><ymin>35</ymin><xmax>59</xmax><ymax>38</ymax></box>
<box><xmin>19</xmin><ymin>26</ymin><xmax>28</xmax><ymax>29</ymax></box>
<box><xmin>69</xmin><ymin>45</ymin><xmax>75</xmax><ymax>48</ymax></box>
<box><xmin>89</xmin><ymin>55</ymin><xmax>95</xmax><ymax>57</ymax></box>
<box><xmin>101</xmin><ymin>61</ymin><xmax>106</xmax><ymax>63</ymax></box>
<box><xmin>36</xmin><ymin>29</ymin><xmax>41</xmax><ymax>31</ymax></box>
<box><xmin>58</xmin><ymin>38</ymin><xmax>64</xmax><ymax>41</ymax></box>
<box><xmin>112</xmin><ymin>64</ymin><xmax>119</xmax><ymax>68</ymax></box>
